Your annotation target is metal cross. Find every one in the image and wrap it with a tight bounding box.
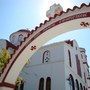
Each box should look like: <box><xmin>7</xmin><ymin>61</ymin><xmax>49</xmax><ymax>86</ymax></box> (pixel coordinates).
<box><xmin>30</xmin><ymin>46</ymin><xmax>36</xmax><ymax>51</ymax></box>
<box><xmin>80</xmin><ymin>22</ymin><xmax>89</xmax><ymax>27</ymax></box>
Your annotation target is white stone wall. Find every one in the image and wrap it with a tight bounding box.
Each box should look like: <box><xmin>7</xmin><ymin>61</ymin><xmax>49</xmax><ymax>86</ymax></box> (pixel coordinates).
<box><xmin>21</xmin><ymin>61</ymin><xmax>65</xmax><ymax>90</ymax></box>
<box><xmin>20</xmin><ymin>40</ymin><xmax>89</xmax><ymax>90</ymax></box>
<box><xmin>29</xmin><ymin>42</ymin><xmax>65</xmax><ymax>66</ymax></box>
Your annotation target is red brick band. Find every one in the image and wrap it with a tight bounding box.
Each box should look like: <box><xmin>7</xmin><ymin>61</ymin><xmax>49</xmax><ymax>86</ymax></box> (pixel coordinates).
<box><xmin>0</xmin><ymin>82</ymin><xmax>15</xmax><ymax>89</ymax></box>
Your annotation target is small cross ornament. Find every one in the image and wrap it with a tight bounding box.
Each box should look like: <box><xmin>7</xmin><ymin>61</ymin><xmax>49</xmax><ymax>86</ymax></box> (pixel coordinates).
<box><xmin>30</xmin><ymin>46</ymin><xmax>36</xmax><ymax>51</ymax></box>
<box><xmin>80</xmin><ymin>22</ymin><xmax>89</xmax><ymax>27</ymax></box>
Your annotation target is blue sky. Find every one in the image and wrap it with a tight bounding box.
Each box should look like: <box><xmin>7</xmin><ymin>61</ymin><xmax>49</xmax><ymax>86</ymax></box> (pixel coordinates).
<box><xmin>0</xmin><ymin>0</ymin><xmax>90</xmax><ymax>64</ymax></box>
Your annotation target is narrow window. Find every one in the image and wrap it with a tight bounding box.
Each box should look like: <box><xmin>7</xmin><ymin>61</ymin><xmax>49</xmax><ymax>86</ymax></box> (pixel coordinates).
<box><xmin>84</xmin><ymin>73</ymin><xmax>87</xmax><ymax>83</ymax></box>
<box><xmin>76</xmin><ymin>47</ymin><xmax>77</xmax><ymax>50</ymax></box>
<box><xmin>39</xmin><ymin>78</ymin><xmax>44</xmax><ymax>90</ymax></box>
<box><xmin>76</xmin><ymin>79</ymin><xmax>79</xmax><ymax>90</ymax></box>
<box><xmin>18</xmin><ymin>34</ymin><xmax>23</xmax><ymax>42</ymax></box>
<box><xmin>46</xmin><ymin>77</ymin><xmax>51</xmax><ymax>90</ymax></box>
<box><xmin>81</xmin><ymin>54</ymin><xmax>83</xmax><ymax>59</ymax></box>
<box><xmin>11</xmin><ymin>35</ymin><xmax>15</xmax><ymax>44</ymax></box>
<box><xmin>68</xmin><ymin>50</ymin><xmax>72</xmax><ymax>67</ymax></box>
<box><xmin>80</xmin><ymin>83</ymin><xmax>83</xmax><ymax>90</ymax></box>
<box><xmin>43</xmin><ymin>50</ymin><xmax>50</xmax><ymax>63</ymax></box>
<box><xmin>83</xmin><ymin>86</ymin><xmax>85</xmax><ymax>90</ymax></box>
<box><xmin>75</xmin><ymin>54</ymin><xmax>82</xmax><ymax>77</ymax></box>
<box><xmin>20</xmin><ymin>81</ymin><xmax>24</xmax><ymax>90</ymax></box>
<box><xmin>69</xmin><ymin>74</ymin><xmax>75</xmax><ymax>90</ymax></box>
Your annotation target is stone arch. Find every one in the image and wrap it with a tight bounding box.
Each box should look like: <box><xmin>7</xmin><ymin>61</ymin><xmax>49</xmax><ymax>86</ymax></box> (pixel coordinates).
<box><xmin>0</xmin><ymin>3</ymin><xmax>90</xmax><ymax>90</ymax></box>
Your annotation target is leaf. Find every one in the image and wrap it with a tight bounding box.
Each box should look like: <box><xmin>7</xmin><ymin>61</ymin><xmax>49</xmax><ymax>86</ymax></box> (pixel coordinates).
<box><xmin>0</xmin><ymin>48</ymin><xmax>11</xmax><ymax>72</ymax></box>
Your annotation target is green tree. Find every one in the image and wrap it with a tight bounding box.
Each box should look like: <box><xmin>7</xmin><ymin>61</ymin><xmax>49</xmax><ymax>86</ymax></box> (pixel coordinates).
<box><xmin>16</xmin><ymin>77</ymin><xmax>23</xmax><ymax>86</ymax></box>
<box><xmin>0</xmin><ymin>48</ymin><xmax>10</xmax><ymax>73</ymax></box>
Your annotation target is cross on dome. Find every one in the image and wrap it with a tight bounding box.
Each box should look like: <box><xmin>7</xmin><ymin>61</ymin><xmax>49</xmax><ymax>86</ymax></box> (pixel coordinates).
<box><xmin>46</xmin><ymin>3</ymin><xmax>63</xmax><ymax>18</ymax></box>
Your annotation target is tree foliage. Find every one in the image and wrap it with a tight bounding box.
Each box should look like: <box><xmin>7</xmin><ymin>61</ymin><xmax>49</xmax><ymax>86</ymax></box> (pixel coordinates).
<box><xmin>0</xmin><ymin>48</ymin><xmax>10</xmax><ymax>73</ymax></box>
<box><xmin>16</xmin><ymin>77</ymin><xmax>23</xmax><ymax>86</ymax></box>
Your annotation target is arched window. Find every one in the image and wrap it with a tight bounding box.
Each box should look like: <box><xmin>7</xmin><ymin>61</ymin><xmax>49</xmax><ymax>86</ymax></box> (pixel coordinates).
<box><xmin>46</xmin><ymin>77</ymin><xmax>51</xmax><ymax>90</ymax></box>
<box><xmin>43</xmin><ymin>50</ymin><xmax>50</xmax><ymax>63</ymax></box>
<box><xmin>69</xmin><ymin>74</ymin><xmax>75</xmax><ymax>90</ymax></box>
<box><xmin>68</xmin><ymin>50</ymin><xmax>72</xmax><ymax>67</ymax></box>
<box><xmin>39</xmin><ymin>78</ymin><xmax>44</xmax><ymax>90</ymax></box>
<box><xmin>75</xmin><ymin>54</ymin><xmax>82</xmax><ymax>77</ymax></box>
<box><xmin>18</xmin><ymin>34</ymin><xmax>23</xmax><ymax>42</ymax></box>
<box><xmin>80</xmin><ymin>83</ymin><xmax>83</xmax><ymax>90</ymax></box>
<box><xmin>11</xmin><ymin>35</ymin><xmax>15</xmax><ymax>44</ymax></box>
<box><xmin>83</xmin><ymin>86</ymin><xmax>85</xmax><ymax>90</ymax></box>
<box><xmin>76</xmin><ymin>79</ymin><xmax>79</xmax><ymax>90</ymax></box>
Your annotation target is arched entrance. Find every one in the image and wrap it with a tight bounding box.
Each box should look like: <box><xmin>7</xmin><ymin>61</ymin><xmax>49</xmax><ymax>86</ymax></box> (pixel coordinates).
<box><xmin>0</xmin><ymin>3</ymin><xmax>90</xmax><ymax>90</ymax></box>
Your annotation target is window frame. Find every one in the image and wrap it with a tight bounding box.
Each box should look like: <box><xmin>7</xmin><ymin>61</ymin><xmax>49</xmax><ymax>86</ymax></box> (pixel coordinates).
<box><xmin>42</xmin><ymin>50</ymin><xmax>50</xmax><ymax>63</ymax></box>
<box><xmin>68</xmin><ymin>50</ymin><xmax>72</xmax><ymax>67</ymax></box>
<box><xmin>39</xmin><ymin>78</ymin><xmax>44</xmax><ymax>90</ymax></box>
<box><xmin>46</xmin><ymin>77</ymin><xmax>51</xmax><ymax>90</ymax></box>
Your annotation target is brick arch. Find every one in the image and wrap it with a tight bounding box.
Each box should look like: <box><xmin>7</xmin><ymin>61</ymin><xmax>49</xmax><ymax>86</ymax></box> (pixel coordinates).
<box><xmin>0</xmin><ymin>3</ymin><xmax>90</xmax><ymax>90</ymax></box>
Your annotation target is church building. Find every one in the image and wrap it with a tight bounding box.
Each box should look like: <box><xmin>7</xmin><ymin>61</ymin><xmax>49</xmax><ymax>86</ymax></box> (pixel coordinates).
<box><xmin>19</xmin><ymin>39</ymin><xmax>90</xmax><ymax>90</ymax></box>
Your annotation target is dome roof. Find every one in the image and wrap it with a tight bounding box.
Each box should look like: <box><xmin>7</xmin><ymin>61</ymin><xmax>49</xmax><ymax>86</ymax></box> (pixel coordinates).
<box><xmin>17</xmin><ymin>29</ymin><xmax>30</xmax><ymax>33</ymax></box>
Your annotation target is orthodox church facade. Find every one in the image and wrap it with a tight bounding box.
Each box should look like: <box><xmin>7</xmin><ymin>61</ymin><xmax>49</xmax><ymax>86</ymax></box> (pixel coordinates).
<box><xmin>19</xmin><ymin>39</ymin><xmax>90</xmax><ymax>90</ymax></box>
